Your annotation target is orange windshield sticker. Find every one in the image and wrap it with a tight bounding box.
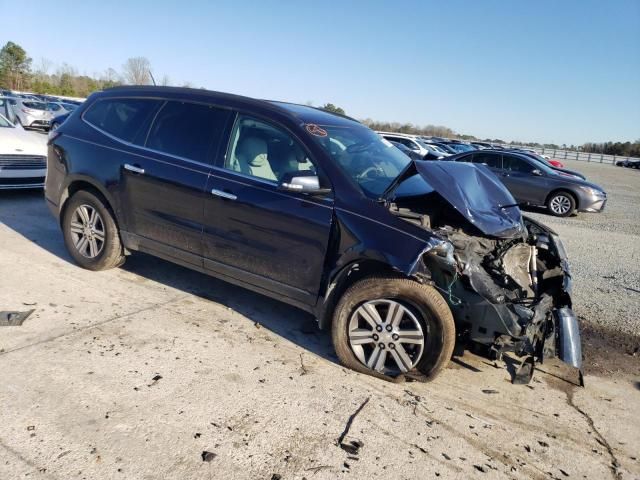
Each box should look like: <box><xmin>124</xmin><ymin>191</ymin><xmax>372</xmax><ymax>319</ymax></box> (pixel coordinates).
<box><xmin>305</xmin><ymin>124</ymin><xmax>328</xmax><ymax>137</ymax></box>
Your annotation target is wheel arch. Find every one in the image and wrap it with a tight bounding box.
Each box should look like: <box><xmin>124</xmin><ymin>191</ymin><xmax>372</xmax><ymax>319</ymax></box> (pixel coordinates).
<box><xmin>59</xmin><ymin>177</ymin><xmax>121</xmax><ymax>230</ymax></box>
<box><xmin>316</xmin><ymin>252</ymin><xmax>435</xmax><ymax>330</ymax></box>
<box><xmin>316</xmin><ymin>259</ymin><xmax>398</xmax><ymax>330</ymax></box>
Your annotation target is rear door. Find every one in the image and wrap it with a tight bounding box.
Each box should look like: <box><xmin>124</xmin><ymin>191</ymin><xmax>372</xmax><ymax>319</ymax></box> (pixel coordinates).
<box><xmin>202</xmin><ymin>113</ymin><xmax>334</xmax><ymax>305</ymax></box>
<box><xmin>120</xmin><ymin>100</ymin><xmax>232</xmax><ymax>266</ymax></box>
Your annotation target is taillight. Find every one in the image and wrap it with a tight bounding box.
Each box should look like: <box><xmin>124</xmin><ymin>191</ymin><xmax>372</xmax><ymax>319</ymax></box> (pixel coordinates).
<box><xmin>47</xmin><ymin>130</ymin><xmax>62</xmax><ymax>145</ymax></box>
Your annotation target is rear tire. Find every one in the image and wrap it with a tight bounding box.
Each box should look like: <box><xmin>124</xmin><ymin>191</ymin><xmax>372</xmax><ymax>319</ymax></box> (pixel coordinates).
<box><xmin>546</xmin><ymin>191</ymin><xmax>576</xmax><ymax>217</ymax></box>
<box><xmin>62</xmin><ymin>190</ymin><xmax>125</xmax><ymax>271</ymax></box>
<box><xmin>331</xmin><ymin>276</ymin><xmax>455</xmax><ymax>381</ymax></box>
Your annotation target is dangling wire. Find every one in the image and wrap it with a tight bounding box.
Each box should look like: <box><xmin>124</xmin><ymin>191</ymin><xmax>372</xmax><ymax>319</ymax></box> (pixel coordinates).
<box><xmin>434</xmin><ymin>271</ymin><xmax>462</xmax><ymax>306</ymax></box>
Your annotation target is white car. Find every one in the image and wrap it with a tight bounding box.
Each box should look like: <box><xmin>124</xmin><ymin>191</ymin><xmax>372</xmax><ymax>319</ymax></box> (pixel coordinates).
<box><xmin>376</xmin><ymin>132</ymin><xmax>448</xmax><ymax>159</ymax></box>
<box><xmin>0</xmin><ymin>114</ymin><xmax>47</xmax><ymax>189</ymax></box>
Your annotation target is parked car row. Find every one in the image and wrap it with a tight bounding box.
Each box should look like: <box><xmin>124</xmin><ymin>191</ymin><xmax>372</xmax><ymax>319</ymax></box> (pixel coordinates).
<box><xmin>0</xmin><ymin>89</ymin><xmax>83</xmax><ymax>105</ymax></box>
<box><xmin>43</xmin><ymin>85</ymin><xmax>583</xmax><ymax>384</ymax></box>
<box><xmin>0</xmin><ymin>90</ymin><xmax>84</xmax><ymax>131</ymax></box>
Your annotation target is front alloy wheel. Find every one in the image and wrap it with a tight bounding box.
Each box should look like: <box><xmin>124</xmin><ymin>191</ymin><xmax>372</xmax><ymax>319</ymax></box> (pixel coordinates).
<box><xmin>348</xmin><ymin>299</ymin><xmax>425</xmax><ymax>374</ymax></box>
<box><xmin>332</xmin><ymin>276</ymin><xmax>455</xmax><ymax>381</ymax></box>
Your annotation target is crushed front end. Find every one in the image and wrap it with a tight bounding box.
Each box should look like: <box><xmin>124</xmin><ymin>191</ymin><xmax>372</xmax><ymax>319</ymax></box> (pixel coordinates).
<box><xmin>389</xmin><ymin>162</ymin><xmax>583</xmax><ymax>384</ymax></box>
<box><xmin>424</xmin><ymin>217</ymin><xmax>581</xmax><ymax>384</ymax></box>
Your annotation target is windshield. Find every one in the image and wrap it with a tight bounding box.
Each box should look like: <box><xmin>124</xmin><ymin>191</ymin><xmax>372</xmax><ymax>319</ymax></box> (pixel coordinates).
<box><xmin>0</xmin><ymin>114</ymin><xmax>14</xmax><ymax>127</ymax></box>
<box><xmin>310</xmin><ymin>124</ymin><xmax>411</xmax><ymax>197</ymax></box>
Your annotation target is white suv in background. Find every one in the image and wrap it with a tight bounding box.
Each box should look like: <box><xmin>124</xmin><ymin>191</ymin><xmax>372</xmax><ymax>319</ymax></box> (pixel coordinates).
<box><xmin>377</xmin><ymin>131</ymin><xmax>447</xmax><ymax>159</ymax></box>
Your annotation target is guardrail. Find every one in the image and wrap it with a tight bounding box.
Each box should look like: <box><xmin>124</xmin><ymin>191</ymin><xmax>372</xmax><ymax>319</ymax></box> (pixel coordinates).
<box><xmin>511</xmin><ymin>146</ymin><xmax>638</xmax><ymax>165</ymax></box>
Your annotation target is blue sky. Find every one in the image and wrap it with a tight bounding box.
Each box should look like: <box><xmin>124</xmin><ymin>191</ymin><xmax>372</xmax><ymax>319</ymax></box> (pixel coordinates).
<box><xmin>3</xmin><ymin>0</ymin><xmax>639</xmax><ymax>144</ymax></box>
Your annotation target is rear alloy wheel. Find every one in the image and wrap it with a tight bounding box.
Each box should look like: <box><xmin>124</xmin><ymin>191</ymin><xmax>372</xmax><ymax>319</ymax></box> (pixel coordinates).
<box><xmin>547</xmin><ymin>192</ymin><xmax>575</xmax><ymax>217</ymax></box>
<box><xmin>332</xmin><ymin>276</ymin><xmax>455</xmax><ymax>381</ymax></box>
<box><xmin>62</xmin><ymin>190</ymin><xmax>125</xmax><ymax>271</ymax></box>
<box><xmin>69</xmin><ymin>204</ymin><xmax>105</xmax><ymax>259</ymax></box>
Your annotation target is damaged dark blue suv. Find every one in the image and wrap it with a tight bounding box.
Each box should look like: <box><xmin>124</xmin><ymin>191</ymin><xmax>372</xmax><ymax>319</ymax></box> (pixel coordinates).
<box><xmin>45</xmin><ymin>86</ymin><xmax>582</xmax><ymax>382</ymax></box>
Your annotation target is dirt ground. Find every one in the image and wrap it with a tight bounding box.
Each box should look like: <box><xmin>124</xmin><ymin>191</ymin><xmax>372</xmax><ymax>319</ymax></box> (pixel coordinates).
<box><xmin>1</xmin><ymin>160</ymin><xmax>639</xmax><ymax>479</ymax></box>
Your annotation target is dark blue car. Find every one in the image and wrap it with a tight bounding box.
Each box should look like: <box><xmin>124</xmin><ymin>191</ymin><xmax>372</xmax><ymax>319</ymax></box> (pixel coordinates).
<box><xmin>45</xmin><ymin>86</ymin><xmax>581</xmax><ymax>382</ymax></box>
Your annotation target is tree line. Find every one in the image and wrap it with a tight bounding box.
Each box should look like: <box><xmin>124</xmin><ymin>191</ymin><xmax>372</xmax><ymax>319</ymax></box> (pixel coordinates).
<box><xmin>1</xmin><ymin>41</ymin><xmax>637</xmax><ymax>155</ymax></box>
<box><xmin>0</xmin><ymin>41</ymin><xmax>173</xmax><ymax>97</ymax></box>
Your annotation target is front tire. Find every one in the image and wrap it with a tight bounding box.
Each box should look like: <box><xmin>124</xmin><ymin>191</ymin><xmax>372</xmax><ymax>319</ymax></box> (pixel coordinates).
<box><xmin>62</xmin><ymin>190</ymin><xmax>125</xmax><ymax>271</ymax></box>
<box><xmin>546</xmin><ymin>191</ymin><xmax>576</xmax><ymax>217</ymax></box>
<box><xmin>331</xmin><ymin>276</ymin><xmax>455</xmax><ymax>381</ymax></box>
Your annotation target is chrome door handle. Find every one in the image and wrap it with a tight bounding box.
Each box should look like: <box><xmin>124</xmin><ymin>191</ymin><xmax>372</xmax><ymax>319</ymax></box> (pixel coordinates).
<box><xmin>124</xmin><ymin>163</ymin><xmax>145</xmax><ymax>174</ymax></box>
<box><xmin>211</xmin><ymin>189</ymin><xmax>237</xmax><ymax>200</ymax></box>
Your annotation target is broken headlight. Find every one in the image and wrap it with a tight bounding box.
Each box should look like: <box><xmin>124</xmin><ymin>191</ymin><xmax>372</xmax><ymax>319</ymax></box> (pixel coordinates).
<box><xmin>429</xmin><ymin>241</ymin><xmax>455</xmax><ymax>265</ymax></box>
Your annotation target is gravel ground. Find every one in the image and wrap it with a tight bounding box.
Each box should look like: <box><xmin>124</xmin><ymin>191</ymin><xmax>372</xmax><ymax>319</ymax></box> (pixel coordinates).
<box><xmin>523</xmin><ymin>160</ymin><xmax>640</xmax><ymax>375</ymax></box>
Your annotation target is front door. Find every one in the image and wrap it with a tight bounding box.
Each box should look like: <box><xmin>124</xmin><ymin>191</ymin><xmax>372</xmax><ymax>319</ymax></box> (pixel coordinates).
<box><xmin>202</xmin><ymin>114</ymin><xmax>334</xmax><ymax>305</ymax></box>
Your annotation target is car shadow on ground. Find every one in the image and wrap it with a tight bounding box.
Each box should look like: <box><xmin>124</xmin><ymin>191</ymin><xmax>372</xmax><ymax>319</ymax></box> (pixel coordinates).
<box><xmin>0</xmin><ymin>190</ymin><xmax>337</xmax><ymax>364</ymax></box>
<box><xmin>121</xmin><ymin>252</ymin><xmax>337</xmax><ymax>364</ymax></box>
<box><xmin>0</xmin><ymin>190</ymin><xmax>74</xmax><ymax>261</ymax></box>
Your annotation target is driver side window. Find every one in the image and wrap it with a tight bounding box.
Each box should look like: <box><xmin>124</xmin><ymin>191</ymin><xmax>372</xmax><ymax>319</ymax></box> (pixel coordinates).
<box><xmin>224</xmin><ymin>115</ymin><xmax>315</xmax><ymax>183</ymax></box>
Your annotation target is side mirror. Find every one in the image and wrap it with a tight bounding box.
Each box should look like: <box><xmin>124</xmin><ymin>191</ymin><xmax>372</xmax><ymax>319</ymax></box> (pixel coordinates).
<box><xmin>278</xmin><ymin>172</ymin><xmax>331</xmax><ymax>195</ymax></box>
<box><xmin>531</xmin><ymin>169</ymin><xmax>543</xmax><ymax>176</ymax></box>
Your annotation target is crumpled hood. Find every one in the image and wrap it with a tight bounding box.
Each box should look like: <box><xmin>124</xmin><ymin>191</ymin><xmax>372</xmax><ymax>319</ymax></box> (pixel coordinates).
<box><xmin>414</xmin><ymin>161</ymin><xmax>524</xmax><ymax>239</ymax></box>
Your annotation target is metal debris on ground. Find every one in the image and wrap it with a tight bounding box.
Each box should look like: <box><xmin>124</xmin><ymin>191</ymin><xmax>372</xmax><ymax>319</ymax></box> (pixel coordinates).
<box><xmin>299</xmin><ymin>353</ymin><xmax>308</xmax><ymax>376</ymax></box>
<box><xmin>0</xmin><ymin>309</ymin><xmax>35</xmax><ymax>327</ymax></box>
<box><xmin>339</xmin><ymin>439</ymin><xmax>364</xmax><ymax>456</ymax></box>
<box><xmin>201</xmin><ymin>451</ymin><xmax>216</xmax><ymax>462</ymax></box>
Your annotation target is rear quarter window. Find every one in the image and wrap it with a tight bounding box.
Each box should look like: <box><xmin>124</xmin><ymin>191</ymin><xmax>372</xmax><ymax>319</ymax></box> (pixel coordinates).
<box><xmin>83</xmin><ymin>98</ymin><xmax>162</xmax><ymax>144</ymax></box>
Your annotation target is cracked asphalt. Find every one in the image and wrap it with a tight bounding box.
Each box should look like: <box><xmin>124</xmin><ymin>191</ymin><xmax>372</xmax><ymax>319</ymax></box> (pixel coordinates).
<box><xmin>1</xmin><ymin>160</ymin><xmax>639</xmax><ymax>479</ymax></box>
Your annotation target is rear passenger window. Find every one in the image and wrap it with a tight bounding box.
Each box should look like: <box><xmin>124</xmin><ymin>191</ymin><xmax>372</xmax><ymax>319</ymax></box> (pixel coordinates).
<box><xmin>503</xmin><ymin>155</ymin><xmax>534</xmax><ymax>173</ymax></box>
<box><xmin>146</xmin><ymin>101</ymin><xmax>231</xmax><ymax>163</ymax></box>
<box><xmin>84</xmin><ymin>98</ymin><xmax>161</xmax><ymax>144</ymax></box>
<box><xmin>473</xmin><ymin>152</ymin><xmax>502</xmax><ymax>169</ymax></box>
